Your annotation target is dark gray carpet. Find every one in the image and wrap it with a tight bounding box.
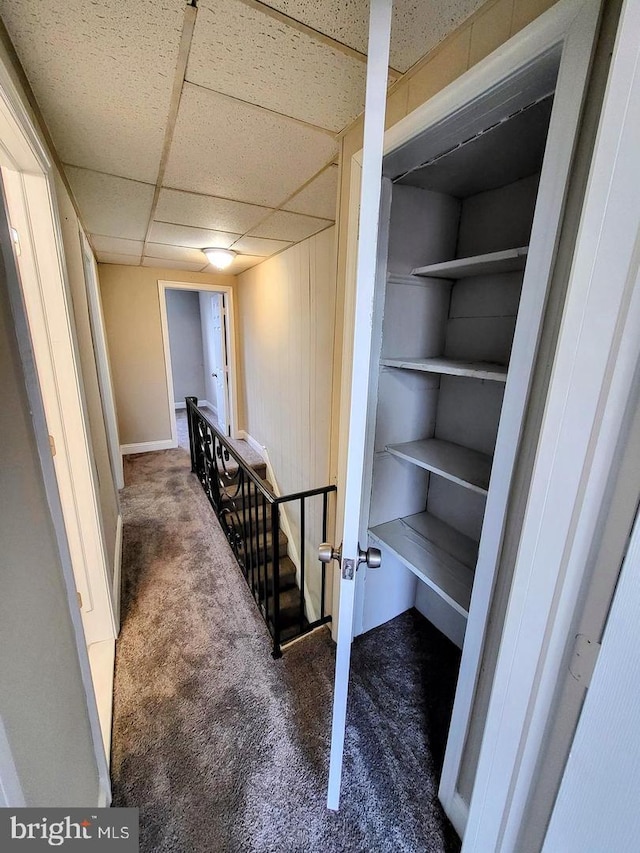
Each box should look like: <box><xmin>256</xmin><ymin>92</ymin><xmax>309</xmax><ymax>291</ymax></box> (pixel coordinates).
<box><xmin>111</xmin><ymin>446</ymin><xmax>461</xmax><ymax>852</ymax></box>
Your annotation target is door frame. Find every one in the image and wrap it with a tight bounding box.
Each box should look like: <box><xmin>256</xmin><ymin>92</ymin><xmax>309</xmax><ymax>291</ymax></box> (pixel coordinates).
<box><xmin>158</xmin><ymin>279</ymin><xmax>239</xmax><ymax>443</ymax></box>
<box><xmin>334</xmin><ymin>0</ymin><xmax>601</xmax><ymax>834</ymax></box>
<box><xmin>0</xmin><ymin>53</ymin><xmax>111</xmax><ymax>802</ymax></box>
<box><xmin>465</xmin><ymin>0</ymin><xmax>640</xmax><ymax>845</ymax></box>
<box><xmin>79</xmin><ymin>230</ymin><xmax>124</xmax><ymax>490</ymax></box>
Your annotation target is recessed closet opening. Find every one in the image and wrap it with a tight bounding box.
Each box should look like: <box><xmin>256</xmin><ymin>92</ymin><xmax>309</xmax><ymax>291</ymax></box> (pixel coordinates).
<box><xmin>361</xmin><ymin>70</ymin><xmax>557</xmax><ymax>796</ymax></box>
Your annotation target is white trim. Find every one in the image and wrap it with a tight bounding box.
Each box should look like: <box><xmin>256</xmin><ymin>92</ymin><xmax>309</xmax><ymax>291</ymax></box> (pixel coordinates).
<box><xmin>441</xmin><ymin>0</ymin><xmax>602</xmax><ymax>832</ymax></box>
<box><xmin>79</xmin><ymin>231</ymin><xmax>123</xmax><ymax>490</ymax></box>
<box><xmin>543</xmin><ymin>502</ymin><xmax>640</xmax><ymax>849</ymax></box>
<box><xmin>238</xmin><ymin>429</ymin><xmax>266</xmax><ymax>458</ymax></box>
<box><xmin>121</xmin><ymin>438</ymin><xmax>176</xmax><ymax>455</ymax></box>
<box><xmin>158</xmin><ymin>280</ymin><xmax>240</xmax><ymax>444</ymax></box>
<box><xmin>87</xmin><ymin>639</ymin><xmax>116</xmax><ymax>770</ymax></box>
<box><xmin>112</xmin><ymin>513</ymin><xmax>123</xmax><ymax>630</ymax></box>
<box><xmin>464</xmin><ymin>0</ymin><xmax>640</xmax><ymax>847</ymax></box>
<box><xmin>329</xmin><ymin>0</ymin><xmax>392</xmax><ymax>812</ymax></box>
<box><xmin>0</xmin><ymin>70</ymin><xmax>110</xmax><ymax>802</ymax></box>
<box><xmin>383</xmin><ymin>0</ymin><xmax>589</xmax><ymax>158</ymax></box>
<box><xmin>0</xmin><ymin>716</ymin><xmax>25</xmax><ymax>807</ymax></box>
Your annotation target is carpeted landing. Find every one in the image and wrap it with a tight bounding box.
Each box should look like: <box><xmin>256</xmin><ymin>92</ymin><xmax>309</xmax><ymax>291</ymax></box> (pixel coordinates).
<box><xmin>111</xmin><ymin>444</ymin><xmax>462</xmax><ymax>852</ymax></box>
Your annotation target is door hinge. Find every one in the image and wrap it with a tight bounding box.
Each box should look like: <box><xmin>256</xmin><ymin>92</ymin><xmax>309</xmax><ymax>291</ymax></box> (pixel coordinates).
<box><xmin>569</xmin><ymin>633</ymin><xmax>601</xmax><ymax>687</ymax></box>
<box><xmin>48</xmin><ymin>434</ymin><xmax>56</xmax><ymax>456</ymax></box>
<box><xmin>341</xmin><ymin>558</ymin><xmax>355</xmax><ymax>580</ymax></box>
<box><xmin>10</xmin><ymin>226</ymin><xmax>21</xmax><ymax>256</ymax></box>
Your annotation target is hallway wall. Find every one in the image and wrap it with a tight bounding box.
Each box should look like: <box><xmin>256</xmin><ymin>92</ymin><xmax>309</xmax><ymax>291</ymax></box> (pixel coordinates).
<box><xmin>0</xmin><ymin>234</ymin><xmax>100</xmax><ymax>806</ymax></box>
<box><xmin>237</xmin><ymin>226</ymin><xmax>336</xmax><ymax>616</ymax></box>
<box><xmin>55</xmin><ymin>173</ymin><xmax>120</xmax><ymax>589</ymax></box>
<box><xmin>99</xmin><ymin>265</ymin><xmax>235</xmax><ymax>446</ymax></box>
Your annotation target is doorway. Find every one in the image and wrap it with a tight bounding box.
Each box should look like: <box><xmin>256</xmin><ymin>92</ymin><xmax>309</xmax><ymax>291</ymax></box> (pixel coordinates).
<box><xmin>158</xmin><ymin>280</ymin><xmax>238</xmax><ymax>447</ymax></box>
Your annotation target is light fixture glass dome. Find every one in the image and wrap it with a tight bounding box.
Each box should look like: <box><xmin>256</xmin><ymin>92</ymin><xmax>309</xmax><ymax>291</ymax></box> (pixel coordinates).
<box><xmin>204</xmin><ymin>247</ymin><xmax>236</xmax><ymax>269</ymax></box>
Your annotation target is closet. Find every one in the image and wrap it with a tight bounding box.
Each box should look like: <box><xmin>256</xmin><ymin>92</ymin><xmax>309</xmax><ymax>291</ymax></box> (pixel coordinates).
<box><xmin>352</xmin><ymin>52</ymin><xmax>561</xmax><ymax>828</ymax></box>
<box><xmin>327</xmin><ymin>0</ymin><xmax>603</xmax><ymax>838</ymax></box>
<box><xmin>366</xmin><ymin>95</ymin><xmax>553</xmax><ymax>650</ymax></box>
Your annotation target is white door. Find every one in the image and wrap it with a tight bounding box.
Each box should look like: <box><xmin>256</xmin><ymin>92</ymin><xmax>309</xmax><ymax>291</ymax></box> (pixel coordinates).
<box><xmin>543</xmin><ymin>506</ymin><xmax>640</xmax><ymax>850</ymax></box>
<box><xmin>210</xmin><ymin>292</ymin><xmax>229</xmax><ymax>435</ymax></box>
<box><xmin>326</xmin><ymin>0</ymin><xmax>392</xmax><ymax>811</ymax></box>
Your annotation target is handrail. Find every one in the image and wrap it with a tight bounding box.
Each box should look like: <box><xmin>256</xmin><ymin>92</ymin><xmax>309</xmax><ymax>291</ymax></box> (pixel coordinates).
<box><xmin>185</xmin><ymin>397</ymin><xmax>336</xmax><ymax>657</ymax></box>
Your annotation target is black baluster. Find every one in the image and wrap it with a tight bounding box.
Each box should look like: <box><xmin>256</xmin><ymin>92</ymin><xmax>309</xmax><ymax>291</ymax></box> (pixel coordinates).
<box><xmin>299</xmin><ymin>498</ymin><xmax>305</xmax><ymax>633</ymax></box>
<box><xmin>271</xmin><ymin>502</ymin><xmax>281</xmax><ymax>658</ymax></box>
<box><xmin>321</xmin><ymin>490</ymin><xmax>328</xmax><ymax>622</ymax></box>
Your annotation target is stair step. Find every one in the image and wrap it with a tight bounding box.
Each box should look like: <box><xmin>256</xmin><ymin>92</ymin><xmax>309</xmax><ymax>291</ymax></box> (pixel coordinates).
<box><xmin>251</xmin><ymin>555</ymin><xmax>297</xmax><ymax>592</ymax></box>
<box><xmin>275</xmin><ymin>605</ymin><xmax>309</xmax><ymax>641</ymax></box>
<box><xmin>219</xmin><ymin>478</ymin><xmax>274</xmax><ymax>508</ymax></box>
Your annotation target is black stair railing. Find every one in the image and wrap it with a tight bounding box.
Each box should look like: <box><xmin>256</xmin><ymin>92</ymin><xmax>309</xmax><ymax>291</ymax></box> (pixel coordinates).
<box><xmin>186</xmin><ymin>397</ymin><xmax>335</xmax><ymax>658</ymax></box>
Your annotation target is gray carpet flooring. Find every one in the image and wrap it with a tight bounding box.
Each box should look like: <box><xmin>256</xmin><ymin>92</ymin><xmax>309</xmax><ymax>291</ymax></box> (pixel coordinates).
<box><xmin>111</xmin><ymin>443</ymin><xmax>461</xmax><ymax>852</ymax></box>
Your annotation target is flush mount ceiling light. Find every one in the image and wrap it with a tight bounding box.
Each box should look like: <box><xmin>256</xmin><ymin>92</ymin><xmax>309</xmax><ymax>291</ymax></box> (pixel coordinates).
<box><xmin>204</xmin><ymin>247</ymin><xmax>236</xmax><ymax>269</ymax></box>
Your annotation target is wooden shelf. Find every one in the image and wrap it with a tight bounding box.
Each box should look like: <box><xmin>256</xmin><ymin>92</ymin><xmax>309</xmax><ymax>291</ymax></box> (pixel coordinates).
<box><xmin>386</xmin><ymin>438</ymin><xmax>492</xmax><ymax>495</ymax></box>
<box><xmin>369</xmin><ymin>511</ymin><xmax>477</xmax><ymax>616</ymax></box>
<box><xmin>381</xmin><ymin>356</ymin><xmax>507</xmax><ymax>383</ymax></box>
<box><xmin>411</xmin><ymin>246</ymin><xmax>528</xmax><ymax>279</ymax></box>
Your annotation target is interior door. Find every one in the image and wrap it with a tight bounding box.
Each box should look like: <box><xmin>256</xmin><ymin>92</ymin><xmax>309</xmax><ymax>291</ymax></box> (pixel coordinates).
<box><xmin>210</xmin><ymin>292</ymin><xmax>229</xmax><ymax>435</ymax></box>
<box><xmin>326</xmin><ymin>0</ymin><xmax>392</xmax><ymax>811</ymax></box>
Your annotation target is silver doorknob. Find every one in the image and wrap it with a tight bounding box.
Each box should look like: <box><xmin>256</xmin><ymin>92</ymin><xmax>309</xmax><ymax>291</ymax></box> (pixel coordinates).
<box><xmin>318</xmin><ymin>542</ymin><xmax>342</xmax><ymax>564</ymax></box>
<box><xmin>358</xmin><ymin>545</ymin><xmax>381</xmax><ymax>569</ymax></box>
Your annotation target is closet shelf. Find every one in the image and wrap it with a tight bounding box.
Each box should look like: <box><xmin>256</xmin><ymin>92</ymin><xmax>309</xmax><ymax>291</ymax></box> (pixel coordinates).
<box><xmin>381</xmin><ymin>356</ymin><xmax>507</xmax><ymax>383</ymax></box>
<box><xmin>411</xmin><ymin>246</ymin><xmax>528</xmax><ymax>279</ymax></box>
<box><xmin>386</xmin><ymin>438</ymin><xmax>491</xmax><ymax>495</ymax></box>
<box><xmin>369</xmin><ymin>511</ymin><xmax>477</xmax><ymax>616</ymax></box>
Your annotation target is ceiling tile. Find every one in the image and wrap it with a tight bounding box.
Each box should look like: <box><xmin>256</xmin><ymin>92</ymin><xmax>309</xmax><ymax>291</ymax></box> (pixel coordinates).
<box><xmin>96</xmin><ymin>252</ymin><xmax>141</xmax><ymax>266</ymax></box>
<box><xmin>66</xmin><ymin>167</ymin><xmax>155</xmax><ymax>240</ymax></box>
<box><xmin>0</xmin><ymin>0</ymin><xmax>185</xmax><ymax>182</ymax></box>
<box><xmin>164</xmin><ymin>84</ymin><xmax>338</xmax><ymax>208</ymax></box>
<box><xmin>148</xmin><ymin>221</ymin><xmax>240</xmax><ymax>250</ymax></box>
<box><xmin>145</xmin><ymin>243</ymin><xmax>208</xmax><ymax>265</ymax></box>
<box><xmin>258</xmin><ymin>0</ymin><xmax>486</xmax><ymax>73</ymax></box>
<box><xmin>231</xmin><ymin>236</ymin><xmax>291</xmax><ymax>257</ymax></box>
<box><xmin>155</xmin><ymin>189</ymin><xmax>271</xmax><ymax>234</ymax></box>
<box><xmin>188</xmin><ymin>0</ymin><xmax>366</xmax><ymax>132</ymax></box>
<box><xmin>283</xmin><ymin>165</ymin><xmax>338</xmax><ymax>220</ymax></box>
<box><xmin>142</xmin><ymin>257</ymin><xmax>206</xmax><ymax>272</ymax></box>
<box><xmin>91</xmin><ymin>235</ymin><xmax>144</xmax><ymax>256</ymax></box>
<box><xmin>249</xmin><ymin>211</ymin><xmax>331</xmax><ymax>242</ymax></box>
<box><xmin>202</xmin><ymin>255</ymin><xmax>264</xmax><ymax>275</ymax></box>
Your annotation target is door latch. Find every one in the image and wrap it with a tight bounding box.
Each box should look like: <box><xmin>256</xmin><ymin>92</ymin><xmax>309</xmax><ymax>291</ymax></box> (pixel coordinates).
<box><xmin>318</xmin><ymin>542</ymin><xmax>382</xmax><ymax>580</ymax></box>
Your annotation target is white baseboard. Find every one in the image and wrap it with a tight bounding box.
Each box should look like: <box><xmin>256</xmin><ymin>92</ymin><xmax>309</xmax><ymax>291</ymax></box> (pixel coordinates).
<box><xmin>112</xmin><ymin>514</ymin><xmax>123</xmax><ymax>632</ymax></box>
<box><xmin>87</xmin><ymin>638</ymin><xmax>116</xmax><ymax>774</ymax></box>
<box><xmin>238</xmin><ymin>429</ymin><xmax>266</xmax><ymax>458</ymax></box>
<box><xmin>120</xmin><ymin>439</ymin><xmax>176</xmax><ymax>455</ymax></box>
<box><xmin>443</xmin><ymin>790</ymin><xmax>469</xmax><ymax>839</ymax></box>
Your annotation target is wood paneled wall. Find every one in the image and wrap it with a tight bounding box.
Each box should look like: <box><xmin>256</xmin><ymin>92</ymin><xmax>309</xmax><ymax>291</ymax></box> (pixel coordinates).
<box><xmin>237</xmin><ymin>227</ymin><xmax>336</xmax><ymax>617</ymax></box>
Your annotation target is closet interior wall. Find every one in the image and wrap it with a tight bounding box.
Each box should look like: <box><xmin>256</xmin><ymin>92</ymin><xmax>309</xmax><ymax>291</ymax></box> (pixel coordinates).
<box><xmin>359</xmin><ymin>92</ymin><xmax>554</xmax><ymax>759</ymax></box>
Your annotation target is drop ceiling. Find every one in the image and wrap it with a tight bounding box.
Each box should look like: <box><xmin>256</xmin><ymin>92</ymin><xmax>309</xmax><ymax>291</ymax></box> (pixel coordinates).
<box><xmin>0</xmin><ymin>0</ymin><xmax>487</xmax><ymax>275</ymax></box>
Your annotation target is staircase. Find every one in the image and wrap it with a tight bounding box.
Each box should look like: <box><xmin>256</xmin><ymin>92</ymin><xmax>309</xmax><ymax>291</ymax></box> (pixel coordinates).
<box><xmin>219</xmin><ymin>458</ymin><xmax>308</xmax><ymax>642</ymax></box>
<box><xmin>186</xmin><ymin>397</ymin><xmax>335</xmax><ymax>656</ymax></box>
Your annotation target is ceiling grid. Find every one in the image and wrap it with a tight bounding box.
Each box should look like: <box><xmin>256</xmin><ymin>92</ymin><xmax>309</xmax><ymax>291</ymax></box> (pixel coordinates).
<box><xmin>0</xmin><ymin>0</ymin><xmax>486</xmax><ymax>274</ymax></box>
